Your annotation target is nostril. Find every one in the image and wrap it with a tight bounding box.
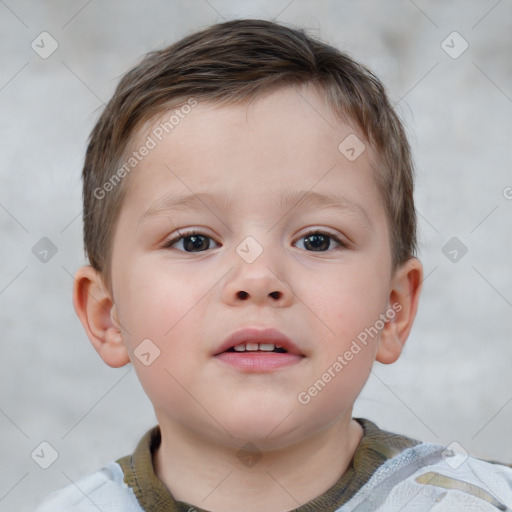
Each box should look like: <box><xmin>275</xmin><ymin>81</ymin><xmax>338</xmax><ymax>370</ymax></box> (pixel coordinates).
<box><xmin>235</xmin><ymin>290</ymin><xmax>283</xmax><ymax>300</ymax></box>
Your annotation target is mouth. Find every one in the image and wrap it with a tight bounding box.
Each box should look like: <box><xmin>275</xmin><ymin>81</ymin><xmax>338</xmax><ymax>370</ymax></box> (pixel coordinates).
<box><xmin>213</xmin><ymin>327</ymin><xmax>305</xmax><ymax>373</ymax></box>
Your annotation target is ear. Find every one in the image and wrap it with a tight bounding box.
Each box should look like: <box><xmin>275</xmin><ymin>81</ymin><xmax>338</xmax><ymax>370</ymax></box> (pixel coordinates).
<box><xmin>376</xmin><ymin>258</ymin><xmax>423</xmax><ymax>365</ymax></box>
<box><xmin>72</xmin><ymin>265</ymin><xmax>130</xmax><ymax>368</ymax></box>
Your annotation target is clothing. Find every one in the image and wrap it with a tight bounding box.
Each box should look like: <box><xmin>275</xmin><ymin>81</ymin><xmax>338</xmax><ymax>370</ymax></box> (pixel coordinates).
<box><xmin>36</xmin><ymin>418</ymin><xmax>512</xmax><ymax>511</ymax></box>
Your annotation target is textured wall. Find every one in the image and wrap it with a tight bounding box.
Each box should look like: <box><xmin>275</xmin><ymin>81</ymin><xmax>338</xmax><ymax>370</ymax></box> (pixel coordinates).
<box><xmin>1</xmin><ymin>1</ymin><xmax>511</xmax><ymax>510</ymax></box>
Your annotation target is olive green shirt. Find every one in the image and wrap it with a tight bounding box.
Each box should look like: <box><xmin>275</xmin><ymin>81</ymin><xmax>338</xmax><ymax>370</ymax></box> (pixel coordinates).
<box><xmin>117</xmin><ymin>418</ymin><xmax>420</xmax><ymax>512</ymax></box>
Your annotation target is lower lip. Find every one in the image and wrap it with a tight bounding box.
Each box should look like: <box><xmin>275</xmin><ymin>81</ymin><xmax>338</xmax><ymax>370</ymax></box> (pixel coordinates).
<box><xmin>214</xmin><ymin>352</ymin><xmax>303</xmax><ymax>372</ymax></box>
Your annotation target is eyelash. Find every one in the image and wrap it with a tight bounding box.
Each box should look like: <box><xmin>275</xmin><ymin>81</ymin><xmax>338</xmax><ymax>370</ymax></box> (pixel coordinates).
<box><xmin>162</xmin><ymin>229</ymin><xmax>348</xmax><ymax>252</ymax></box>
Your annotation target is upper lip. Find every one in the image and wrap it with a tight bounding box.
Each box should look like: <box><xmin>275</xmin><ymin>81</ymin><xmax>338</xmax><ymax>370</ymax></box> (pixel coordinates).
<box><xmin>213</xmin><ymin>327</ymin><xmax>304</xmax><ymax>356</ymax></box>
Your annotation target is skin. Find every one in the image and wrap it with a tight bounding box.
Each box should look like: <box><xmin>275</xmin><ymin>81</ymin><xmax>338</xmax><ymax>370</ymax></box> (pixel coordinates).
<box><xmin>74</xmin><ymin>84</ymin><xmax>422</xmax><ymax>512</ymax></box>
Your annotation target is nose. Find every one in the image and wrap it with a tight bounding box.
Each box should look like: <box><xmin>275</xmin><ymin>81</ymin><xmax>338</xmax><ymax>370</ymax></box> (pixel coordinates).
<box><xmin>222</xmin><ymin>246</ymin><xmax>293</xmax><ymax>307</ymax></box>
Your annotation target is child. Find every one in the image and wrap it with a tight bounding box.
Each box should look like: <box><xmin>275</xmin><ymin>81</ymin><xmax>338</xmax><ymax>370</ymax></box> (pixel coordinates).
<box><xmin>37</xmin><ymin>18</ymin><xmax>512</xmax><ymax>512</ymax></box>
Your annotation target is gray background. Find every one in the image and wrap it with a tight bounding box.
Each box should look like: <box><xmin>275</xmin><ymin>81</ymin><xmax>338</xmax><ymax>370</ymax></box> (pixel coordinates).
<box><xmin>1</xmin><ymin>1</ymin><xmax>511</xmax><ymax>510</ymax></box>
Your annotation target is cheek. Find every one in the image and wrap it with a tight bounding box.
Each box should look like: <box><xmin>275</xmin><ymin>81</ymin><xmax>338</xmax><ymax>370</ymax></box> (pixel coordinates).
<box><xmin>302</xmin><ymin>262</ymin><xmax>390</xmax><ymax>343</ymax></box>
<box><xmin>114</xmin><ymin>263</ymin><xmax>208</xmax><ymax>411</ymax></box>
<box><xmin>114</xmin><ymin>260</ymin><xmax>206</xmax><ymax>349</ymax></box>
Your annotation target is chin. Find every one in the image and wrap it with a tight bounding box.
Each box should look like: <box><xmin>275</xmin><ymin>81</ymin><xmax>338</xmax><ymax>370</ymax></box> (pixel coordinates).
<box><xmin>216</xmin><ymin>409</ymin><xmax>306</xmax><ymax>450</ymax></box>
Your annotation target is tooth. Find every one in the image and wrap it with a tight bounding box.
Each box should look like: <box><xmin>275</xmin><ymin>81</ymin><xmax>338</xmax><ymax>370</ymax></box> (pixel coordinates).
<box><xmin>259</xmin><ymin>343</ymin><xmax>275</xmax><ymax>351</ymax></box>
<box><xmin>233</xmin><ymin>344</ymin><xmax>246</xmax><ymax>351</ymax></box>
<box><xmin>245</xmin><ymin>342</ymin><xmax>259</xmax><ymax>351</ymax></box>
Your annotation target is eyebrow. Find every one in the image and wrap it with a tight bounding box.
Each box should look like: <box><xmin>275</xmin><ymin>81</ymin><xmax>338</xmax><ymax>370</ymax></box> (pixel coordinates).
<box><xmin>140</xmin><ymin>190</ymin><xmax>373</xmax><ymax>229</ymax></box>
<box><xmin>279</xmin><ymin>189</ymin><xmax>373</xmax><ymax>228</ymax></box>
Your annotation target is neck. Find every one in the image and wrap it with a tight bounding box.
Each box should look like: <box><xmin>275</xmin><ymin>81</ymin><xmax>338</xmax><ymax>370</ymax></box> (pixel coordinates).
<box><xmin>154</xmin><ymin>415</ymin><xmax>363</xmax><ymax>512</ymax></box>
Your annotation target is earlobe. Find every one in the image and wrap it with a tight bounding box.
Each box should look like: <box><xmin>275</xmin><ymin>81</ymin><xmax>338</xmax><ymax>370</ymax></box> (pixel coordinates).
<box><xmin>376</xmin><ymin>257</ymin><xmax>423</xmax><ymax>365</ymax></box>
<box><xmin>72</xmin><ymin>265</ymin><xmax>130</xmax><ymax>368</ymax></box>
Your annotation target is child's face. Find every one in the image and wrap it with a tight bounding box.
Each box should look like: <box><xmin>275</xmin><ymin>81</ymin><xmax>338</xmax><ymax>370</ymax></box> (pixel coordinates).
<box><xmin>109</xmin><ymin>85</ymin><xmax>400</xmax><ymax>447</ymax></box>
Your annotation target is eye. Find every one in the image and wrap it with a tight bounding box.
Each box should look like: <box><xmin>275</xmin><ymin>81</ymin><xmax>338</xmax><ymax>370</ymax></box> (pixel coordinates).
<box><xmin>163</xmin><ymin>230</ymin><xmax>220</xmax><ymax>252</ymax></box>
<box><xmin>294</xmin><ymin>230</ymin><xmax>346</xmax><ymax>252</ymax></box>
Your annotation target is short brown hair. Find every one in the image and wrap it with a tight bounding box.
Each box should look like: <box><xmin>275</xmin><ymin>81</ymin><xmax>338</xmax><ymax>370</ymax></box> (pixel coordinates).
<box><xmin>82</xmin><ymin>19</ymin><xmax>417</xmax><ymax>288</ymax></box>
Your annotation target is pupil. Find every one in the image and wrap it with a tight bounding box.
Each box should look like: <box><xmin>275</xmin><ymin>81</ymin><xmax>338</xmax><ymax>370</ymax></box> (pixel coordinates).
<box><xmin>305</xmin><ymin>234</ymin><xmax>329</xmax><ymax>251</ymax></box>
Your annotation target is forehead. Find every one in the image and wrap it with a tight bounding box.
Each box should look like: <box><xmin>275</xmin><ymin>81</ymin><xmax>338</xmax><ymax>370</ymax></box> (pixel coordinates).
<box><xmin>120</xmin><ymin>84</ymin><xmax>384</xmax><ymax>223</ymax></box>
